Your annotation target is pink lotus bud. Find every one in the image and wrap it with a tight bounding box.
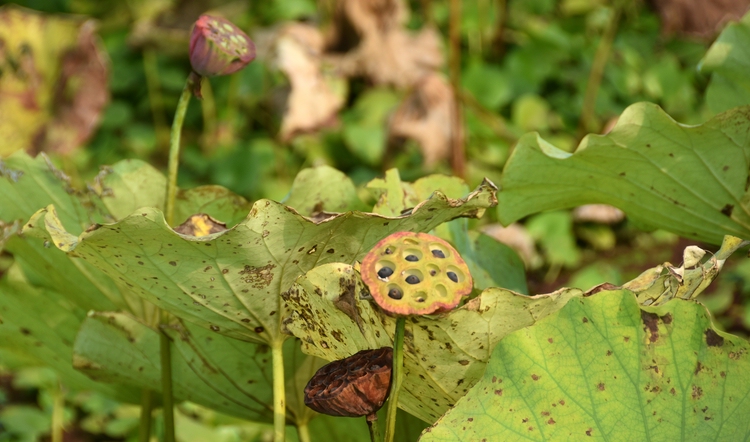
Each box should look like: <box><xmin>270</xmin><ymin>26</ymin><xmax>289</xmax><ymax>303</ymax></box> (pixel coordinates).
<box><xmin>189</xmin><ymin>15</ymin><xmax>255</xmax><ymax>77</ymax></box>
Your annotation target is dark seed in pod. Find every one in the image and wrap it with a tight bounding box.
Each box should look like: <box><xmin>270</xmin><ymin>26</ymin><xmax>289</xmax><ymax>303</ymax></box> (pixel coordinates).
<box><xmin>405</xmin><ymin>255</ymin><xmax>419</xmax><ymax>262</ymax></box>
<box><xmin>405</xmin><ymin>275</ymin><xmax>420</xmax><ymax>284</ymax></box>
<box><xmin>447</xmin><ymin>271</ymin><xmax>458</xmax><ymax>282</ymax></box>
<box><xmin>430</xmin><ymin>270</ymin><xmax>437</xmax><ymax>276</ymax></box>
<box><xmin>384</xmin><ymin>248</ymin><xmax>392</xmax><ymax>255</ymax></box>
<box><xmin>431</xmin><ymin>250</ymin><xmax>446</xmax><ymax>258</ymax></box>
<box><xmin>388</xmin><ymin>288</ymin><xmax>403</xmax><ymax>299</ymax></box>
<box><xmin>377</xmin><ymin>267</ymin><xmax>394</xmax><ymax>278</ymax></box>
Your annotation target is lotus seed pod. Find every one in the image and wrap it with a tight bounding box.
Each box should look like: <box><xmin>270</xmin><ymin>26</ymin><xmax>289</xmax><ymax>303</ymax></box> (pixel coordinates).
<box><xmin>189</xmin><ymin>15</ymin><xmax>255</xmax><ymax>77</ymax></box>
<box><xmin>304</xmin><ymin>347</ymin><xmax>393</xmax><ymax>421</ymax></box>
<box><xmin>361</xmin><ymin>231</ymin><xmax>473</xmax><ymax>316</ymax></box>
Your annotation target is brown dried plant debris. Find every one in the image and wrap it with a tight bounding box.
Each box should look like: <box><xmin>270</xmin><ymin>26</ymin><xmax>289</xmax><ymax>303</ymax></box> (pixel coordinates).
<box><xmin>389</xmin><ymin>73</ymin><xmax>454</xmax><ymax>166</ymax></box>
<box><xmin>328</xmin><ymin>0</ymin><xmax>443</xmax><ymax>88</ymax></box>
<box><xmin>649</xmin><ymin>0</ymin><xmax>750</xmax><ymax>39</ymax></box>
<box><xmin>275</xmin><ymin>23</ymin><xmax>346</xmax><ymax>142</ymax></box>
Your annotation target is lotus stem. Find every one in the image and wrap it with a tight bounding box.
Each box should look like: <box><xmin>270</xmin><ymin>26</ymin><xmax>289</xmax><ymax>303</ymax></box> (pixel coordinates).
<box><xmin>159</xmin><ymin>325</ymin><xmax>175</xmax><ymax>442</ymax></box>
<box><xmin>367</xmin><ymin>415</ymin><xmax>382</xmax><ymax>442</ymax></box>
<box><xmin>271</xmin><ymin>337</ymin><xmax>287</xmax><ymax>442</ymax></box>
<box><xmin>51</xmin><ymin>381</ymin><xmax>64</xmax><ymax>442</ymax></box>
<box><xmin>384</xmin><ymin>316</ymin><xmax>405</xmax><ymax>442</ymax></box>
<box><xmin>165</xmin><ymin>74</ymin><xmax>197</xmax><ymax>227</ymax></box>
<box><xmin>297</xmin><ymin>421</ymin><xmax>311</xmax><ymax>442</ymax></box>
<box><xmin>138</xmin><ymin>389</ymin><xmax>153</xmax><ymax>442</ymax></box>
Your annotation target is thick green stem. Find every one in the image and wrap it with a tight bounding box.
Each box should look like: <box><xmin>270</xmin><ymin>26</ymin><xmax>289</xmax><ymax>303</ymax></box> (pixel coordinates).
<box><xmin>271</xmin><ymin>338</ymin><xmax>287</xmax><ymax>442</ymax></box>
<box><xmin>165</xmin><ymin>75</ymin><xmax>196</xmax><ymax>227</ymax></box>
<box><xmin>51</xmin><ymin>382</ymin><xmax>64</xmax><ymax>442</ymax></box>
<box><xmin>577</xmin><ymin>3</ymin><xmax>623</xmax><ymax>137</ymax></box>
<box><xmin>384</xmin><ymin>316</ymin><xmax>406</xmax><ymax>442</ymax></box>
<box><xmin>138</xmin><ymin>389</ymin><xmax>154</xmax><ymax>442</ymax></box>
<box><xmin>297</xmin><ymin>421</ymin><xmax>311</xmax><ymax>442</ymax></box>
<box><xmin>367</xmin><ymin>417</ymin><xmax>382</xmax><ymax>442</ymax></box>
<box><xmin>160</xmin><ymin>327</ymin><xmax>175</xmax><ymax>442</ymax></box>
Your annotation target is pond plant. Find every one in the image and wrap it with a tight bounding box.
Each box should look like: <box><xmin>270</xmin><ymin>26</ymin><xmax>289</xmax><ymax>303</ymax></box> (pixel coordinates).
<box><xmin>2</xmin><ymin>5</ymin><xmax>750</xmax><ymax>442</ymax></box>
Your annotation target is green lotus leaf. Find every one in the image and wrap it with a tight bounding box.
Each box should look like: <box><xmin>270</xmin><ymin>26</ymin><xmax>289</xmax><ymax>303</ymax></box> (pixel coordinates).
<box><xmin>283</xmin><ymin>165</ymin><xmax>368</xmax><ymax>216</ymax></box>
<box><xmin>700</xmin><ymin>12</ymin><xmax>750</xmax><ymax>115</ymax></box>
<box><xmin>420</xmin><ymin>290</ymin><xmax>750</xmax><ymax>441</ymax></box>
<box><xmin>0</xmin><ymin>275</ymin><xmax>139</xmax><ymax>403</ymax></box>
<box><xmin>73</xmin><ymin>311</ymin><xmax>316</xmax><ymax>424</ymax></box>
<box><xmin>498</xmin><ymin>103</ymin><xmax>750</xmax><ymax>245</ymax></box>
<box><xmin>282</xmin><ymin>263</ymin><xmax>578</xmax><ymax>423</ymax></box>
<box><xmin>37</xmin><ymin>179</ymin><xmax>497</xmax><ymax>344</ymax></box>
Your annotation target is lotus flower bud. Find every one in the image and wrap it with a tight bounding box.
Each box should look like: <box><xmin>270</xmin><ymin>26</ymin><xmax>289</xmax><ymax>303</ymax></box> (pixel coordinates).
<box><xmin>304</xmin><ymin>347</ymin><xmax>393</xmax><ymax>421</ymax></box>
<box><xmin>189</xmin><ymin>15</ymin><xmax>255</xmax><ymax>77</ymax></box>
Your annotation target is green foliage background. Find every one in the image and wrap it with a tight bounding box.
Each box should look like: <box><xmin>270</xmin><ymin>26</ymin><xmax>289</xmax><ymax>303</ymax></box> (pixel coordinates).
<box><xmin>2</xmin><ymin>0</ymin><xmax>750</xmax><ymax>441</ymax></box>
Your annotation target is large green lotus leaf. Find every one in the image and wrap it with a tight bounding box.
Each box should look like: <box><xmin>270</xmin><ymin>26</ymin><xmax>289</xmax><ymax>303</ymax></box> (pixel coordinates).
<box><xmin>700</xmin><ymin>13</ymin><xmax>750</xmax><ymax>115</ymax></box>
<box><xmin>498</xmin><ymin>103</ymin><xmax>750</xmax><ymax>245</ymax></box>
<box><xmin>283</xmin><ymin>165</ymin><xmax>368</xmax><ymax>216</ymax></box>
<box><xmin>0</xmin><ymin>152</ymin><xmax>101</xmax><ymax>231</ymax></box>
<box><xmin>282</xmin><ymin>263</ymin><xmax>578</xmax><ymax>423</ymax></box>
<box><xmin>89</xmin><ymin>159</ymin><xmax>167</xmax><ymax>222</ymax></box>
<box><xmin>420</xmin><ymin>290</ymin><xmax>750</xmax><ymax>441</ymax></box>
<box><xmin>37</xmin><ymin>179</ymin><xmax>497</xmax><ymax>344</ymax></box>
<box><xmin>0</xmin><ymin>275</ymin><xmax>139</xmax><ymax>403</ymax></box>
<box><xmin>73</xmin><ymin>311</ymin><xmax>317</xmax><ymax>423</ymax></box>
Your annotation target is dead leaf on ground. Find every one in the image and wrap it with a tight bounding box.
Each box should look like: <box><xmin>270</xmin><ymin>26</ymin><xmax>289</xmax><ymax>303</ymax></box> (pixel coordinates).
<box><xmin>572</xmin><ymin>204</ymin><xmax>625</xmax><ymax>224</ymax></box>
<box><xmin>389</xmin><ymin>73</ymin><xmax>454</xmax><ymax>166</ymax></box>
<box><xmin>0</xmin><ymin>6</ymin><xmax>109</xmax><ymax>156</ymax></box>
<box><xmin>649</xmin><ymin>0</ymin><xmax>750</xmax><ymax>39</ymax></box>
<box><xmin>329</xmin><ymin>0</ymin><xmax>443</xmax><ymax>88</ymax></box>
<box><xmin>275</xmin><ymin>23</ymin><xmax>346</xmax><ymax>142</ymax></box>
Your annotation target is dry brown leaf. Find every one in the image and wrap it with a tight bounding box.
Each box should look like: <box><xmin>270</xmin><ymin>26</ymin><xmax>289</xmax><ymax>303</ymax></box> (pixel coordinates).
<box><xmin>0</xmin><ymin>6</ymin><xmax>109</xmax><ymax>156</ymax></box>
<box><xmin>572</xmin><ymin>204</ymin><xmax>625</xmax><ymax>224</ymax></box>
<box><xmin>329</xmin><ymin>0</ymin><xmax>443</xmax><ymax>88</ymax></box>
<box><xmin>649</xmin><ymin>0</ymin><xmax>750</xmax><ymax>39</ymax></box>
<box><xmin>276</xmin><ymin>23</ymin><xmax>346</xmax><ymax>141</ymax></box>
<box><xmin>389</xmin><ymin>73</ymin><xmax>453</xmax><ymax>166</ymax></box>
<box><xmin>481</xmin><ymin>223</ymin><xmax>539</xmax><ymax>268</ymax></box>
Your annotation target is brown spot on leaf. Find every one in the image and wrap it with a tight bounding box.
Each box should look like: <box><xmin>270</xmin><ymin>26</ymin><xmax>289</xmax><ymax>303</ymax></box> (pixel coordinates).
<box><xmin>531</xmin><ymin>374</ymin><xmax>540</xmax><ymax>381</ymax></box>
<box><xmin>582</xmin><ymin>317</ymin><xmax>589</xmax><ymax>323</ymax></box>
<box><xmin>547</xmin><ymin>418</ymin><xmax>555</xmax><ymax>425</ymax></box>
<box><xmin>641</xmin><ymin>311</ymin><xmax>659</xmax><ymax>343</ymax></box>
<box><xmin>705</xmin><ymin>329</ymin><xmax>724</xmax><ymax>347</ymax></box>
<box><xmin>586</xmin><ymin>428</ymin><xmax>593</xmax><ymax>436</ymax></box>
<box><xmin>721</xmin><ymin>204</ymin><xmax>734</xmax><ymax>217</ymax></box>
<box><xmin>169</xmin><ymin>261</ymin><xmax>177</xmax><ymax>266</ymax></box>
<box><xmin>239</xmin><ymin>263</ymin><xmax>275</xmax><ymax>289</ymax></box>
<box><xmin>548</xmin><ymin>338</ymin><xmax>553</xmax><ymax>343</ymax></box>
<box><xmin>494</xmin><ymin>389</ymin><xmax>502</xmax><ymax>396</ymax></box>
<box><xmin>597</xmin><ymin>383</ymin><xmax>605</xmax><ymax>391</ymax></box>
<box><xmin>692</xmin><ymin>385</ymin><xmax>703</xmax><ymax>400</ymax></box>
<box><xmin>694</xmin><ymin>361</ymin><xmax>703</xmax><ymax>375</ymax></box>
<box><xmin>458</xmin><ymin>360</ymin><xmax>469</xmax><ymax>366</ymax></box>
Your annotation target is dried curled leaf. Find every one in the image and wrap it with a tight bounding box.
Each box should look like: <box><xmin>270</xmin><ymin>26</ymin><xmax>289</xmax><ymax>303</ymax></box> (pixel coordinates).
<box><xmin>0</xmin><ymin>6</ymin><xmax>108</xmax><ymax>156</ymax></box>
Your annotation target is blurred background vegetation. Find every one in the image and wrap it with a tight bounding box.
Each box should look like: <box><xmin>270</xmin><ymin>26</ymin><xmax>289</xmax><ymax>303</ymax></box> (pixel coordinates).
<box><xmin>1</xmin><ymin>0</ymin><xmax>750</xmax><ymax>440</ymax></box>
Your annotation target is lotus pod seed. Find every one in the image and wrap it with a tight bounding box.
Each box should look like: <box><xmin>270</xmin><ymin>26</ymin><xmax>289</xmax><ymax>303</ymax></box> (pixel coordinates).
<box><xmin>360</xmin><ymin>231</ymin><xmax>473</xmax><ymax>316</ymax></box>
<box><xmin>388</xmin><ymin>287</ymin><xmax>403</xmax><ymax>299</ymax></box>
<box><xmin>377</xmin><ymin>267</ymin><xmax>394</xmax><ymax>279</ymax></box>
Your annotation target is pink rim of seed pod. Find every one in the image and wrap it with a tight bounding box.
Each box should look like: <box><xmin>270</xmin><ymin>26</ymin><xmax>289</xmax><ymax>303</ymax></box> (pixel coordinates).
<box><xmin>189</xmin><ymin>15</ymin><xmax>256</xmax><ymax>77</ymax></box>
<box><xmin>360</xmin><ymin>231</ymin><xmax>473</xmax><ymax>316</ymax></box>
